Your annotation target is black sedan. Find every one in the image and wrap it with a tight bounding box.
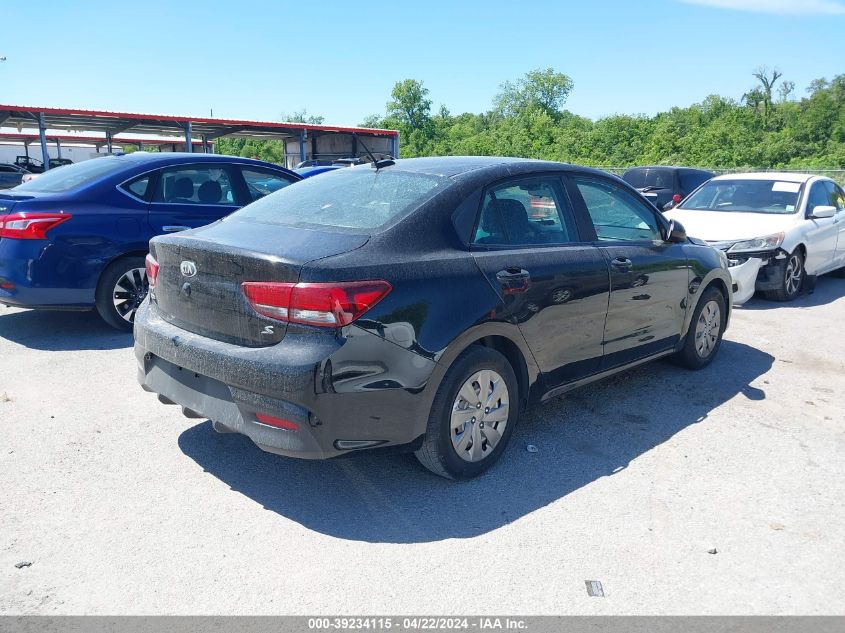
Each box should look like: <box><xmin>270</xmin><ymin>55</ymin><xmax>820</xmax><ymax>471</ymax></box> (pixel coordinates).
<box><xmin>135</xmin><ymin>157</ymin><xmax>732</xmax><ymax>479</ymax></box>
<box><xmin>0</xmin><ymin>163</ymin><xmax>30</xmax><ymax>189</ymax></box>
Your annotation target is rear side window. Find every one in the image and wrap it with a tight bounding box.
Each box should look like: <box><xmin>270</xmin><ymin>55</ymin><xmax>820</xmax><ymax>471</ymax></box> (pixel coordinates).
<box><xmin>679</xmin><ymin>171</ymin><xmax>712</xmax><ymax>193</ymax></box>
<box><xmin>473</xmin><ymin>176</ymin><xmax>578</xmax><ymax>246</ymax></box>
<box><xmin>14</xmin><ymin>157</ymin><xmax>127</xmax><ymax>193</ymax></box>
<box><xmin>241</xmin><ymin>168</ymin><xmax>297</xmax><ymax>202</ymax></box>
<box><xmin>230</xmin><ymin>168</ymin><xmax>448</xmax><ymax>232</ymax></box>
<box><xmin>154</xmin><ymin>166</ymin><xmax>235</xmax><ymax>205</ymax></box>
<box><xmin>120</xmin><ymin>175</ymin><xmax>151</xmax><ymax>200</ymax></box>
<box><xmin>622</xmin><ymin>168</ymin><xmax>674</xmax><ymax>190</ymax></box>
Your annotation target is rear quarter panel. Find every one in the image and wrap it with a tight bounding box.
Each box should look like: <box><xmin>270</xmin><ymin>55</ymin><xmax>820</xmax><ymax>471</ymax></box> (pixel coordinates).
<box><xmin>299</xmin><ymin>184</ymin><xmax>540</xmax><ymax>404</ymax></box>
<box><xmin>3</xmin><ymin>192</ymin><xmax>150</xmax><ymax>304</ymax></box>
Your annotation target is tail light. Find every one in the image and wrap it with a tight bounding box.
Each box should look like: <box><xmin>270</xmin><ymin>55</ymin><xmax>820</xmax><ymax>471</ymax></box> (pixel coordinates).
<box><xmin>242</xmin><ymin>280</ymin><xmax>392</xmax><ymax>327</ymax></box>
<box><xmin>0</xmin><ymin>212</ymin><xmax>71</xmax><ymax>239</ymax></box>
<box><xmin>145</xmin><ymin>254</ymin><xmax>160</xmax><ymax>289</ymax></box>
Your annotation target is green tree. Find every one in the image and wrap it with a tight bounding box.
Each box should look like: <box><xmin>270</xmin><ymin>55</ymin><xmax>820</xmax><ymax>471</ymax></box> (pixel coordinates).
<box><xmin>383</xmin><ymin>79</ymin><xmax>435</xmax><ymax>156</ymax></box>
<box><xmin>281</xmin><ymin>109</ymin><xmax>325</xmax><ymax>124</ymax></box>
<box><xmin>351</xmin><ymin>68</ymin><xmax>845</xmax><ymax>170</ymax></box>
<box><xmin>493</xmin><ymin>68</ymin><xmax>574</xmax><ymax>118</ymax></box>
<box><xmin>751</xmin><ymin>66</ymin><xmax>783</xmax><ymax>129</ymax></box>
<box><xmin>387</xmin><ymin>79</ymin><xmax>433</xmax><ymax>129</ymax></box>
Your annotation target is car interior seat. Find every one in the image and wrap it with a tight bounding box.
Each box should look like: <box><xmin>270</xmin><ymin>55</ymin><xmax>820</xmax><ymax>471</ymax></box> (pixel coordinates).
<box><xmin>730</xmin><ymin>187</ymin><xmax>757</xmax><ymax>210</ymax></box>
<box><xmin>197</xmin><ymin>180</ymin><xmax>223</xmax><ymax>204</ymax></box>
<box><xmin>498</xmin><ymin>199</ymin><xmax>538</xmax><ymax>243</ymax></box>
<box><xmin>169</xmin><ymin>177</ymin><xmax>195</xmax><ymax>203</ymax></box>
<box><xmin>476</xmin><ymin>198</ymin><xmax>538</xmax><ymax>244</ymax></box>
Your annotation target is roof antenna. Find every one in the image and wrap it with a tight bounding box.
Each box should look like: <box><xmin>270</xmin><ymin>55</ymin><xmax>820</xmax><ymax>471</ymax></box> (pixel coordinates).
<box><xmin>354</xmin><ymin>133</ymin><xmax>394</xmax><ymax>170</ymax></box>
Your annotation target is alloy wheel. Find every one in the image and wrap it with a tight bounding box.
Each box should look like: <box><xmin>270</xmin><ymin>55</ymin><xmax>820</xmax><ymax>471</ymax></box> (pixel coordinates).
<box><xmin>450</xmin><ymin>369</ymin><xmax>510</xmax><ymax>463</ymax></box>
<box><xmin>113</xmin><ymin>267</ymin><xmax>149</xmax><ymax>323</ymax></box>
<box><xmin>785</xmin><ymin>254</ymin><xmax>803</xmax><ymax>296</ymax></box>
<box><xmin>694</xmin><ymin>300</ymin><xmax>721</xmax><ymax>359</ymax></box>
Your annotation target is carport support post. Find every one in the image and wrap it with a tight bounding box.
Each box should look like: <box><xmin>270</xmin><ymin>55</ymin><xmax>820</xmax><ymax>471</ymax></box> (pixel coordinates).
<box><xmin>38</xmin><ymin>113</ymin><xmax>50</xmax><ymax>170</ymax></box>
<box><xmin>55</xmin><ymin>138</ymin><xmax>62</xmax><ymax>159</ymax></box>
<box><xmin>391</xmin><ymin>134</ymin><xmax>400</xmax><ymax>159</ymax></box>
<box><xmin>202</xmin><ymin>134</ymin><xmax>209</xmax><ymax>154</ymax></box>
<box><xmin>106</xmin><ymin>131</ymin><xmax>113</xmax><ymax>154</ymax></box>
<box><xmin>184</xmin><ymin>121</ymin><xmax>192</xmax><ymax>153</ymax></box>
<box><xmin>299</xmin><ymin>129</ymin><xmax>307</xmax><ymax>164</ymax></box>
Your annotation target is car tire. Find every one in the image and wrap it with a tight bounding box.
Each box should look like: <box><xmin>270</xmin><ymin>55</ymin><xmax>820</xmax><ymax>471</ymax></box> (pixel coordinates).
<box><xmin>764</xmin><ymin>250</ymin><xmax>804</xmax><ymax>301</ymax></box>
<box><xmin>95</xmin><ymin>256</ymin><xmax>149</xmax><ymax>331</ymax></box>
<box><xmin>675</xmin><ymin>286</ymin><xmax>726</xmax><ymax>370</ymax></box>
<box><xmin>415</xmin><ymin>346</ymin><xmax>518</xmax><ymax>480</ymax></box>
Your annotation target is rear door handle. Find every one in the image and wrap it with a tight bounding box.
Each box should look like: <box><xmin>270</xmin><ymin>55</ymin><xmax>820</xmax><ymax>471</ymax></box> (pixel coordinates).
<box><xmin>611</xmin><ymin>257</ymin><xmax>633</xmax><ymax>272</ymax></box>
<box><xmin>496</xmin><ymin>268</ymin><xmax>531</xmax><ymax>293</ymax></box>
<box><xmin>162</xmin><ymin>225</ymin><xmax>191</xmax><ymax>232</ymax></box>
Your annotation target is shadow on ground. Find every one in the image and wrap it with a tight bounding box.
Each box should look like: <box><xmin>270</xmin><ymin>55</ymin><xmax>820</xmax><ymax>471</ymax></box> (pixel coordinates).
<box><xmin>178</xmin><ymin>340</ymin><xmax>774</xmax><ymax>543</ymax></box>
<box><xmin>0</xmin><ymin>308</ymin><xmax>131</xmax><ymax>351</ymax></box>
<box><xmin>738</xmin><ymin>274</ymin><xmax>845</xmax><ymax>311</ymax></box>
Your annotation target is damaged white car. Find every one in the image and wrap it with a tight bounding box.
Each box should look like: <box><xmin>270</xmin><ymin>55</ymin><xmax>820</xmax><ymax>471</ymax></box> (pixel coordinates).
<box><xmin>665</xmin><ymin>173</ymin><xmax>845</xmax><ymax>304</ymax></box>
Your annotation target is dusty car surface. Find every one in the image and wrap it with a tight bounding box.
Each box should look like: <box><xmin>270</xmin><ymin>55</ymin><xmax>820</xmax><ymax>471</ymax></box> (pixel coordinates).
<box><xmin>135</xmin><ymin>156</ymin><xmax>732</xmax><ymax>479</ymax></box>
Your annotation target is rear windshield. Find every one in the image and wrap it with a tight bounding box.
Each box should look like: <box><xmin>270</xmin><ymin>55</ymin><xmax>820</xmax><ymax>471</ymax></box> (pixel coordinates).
<box><xmin>229</xmin><ymin>167</ymin><xmax>449</xmax><ymax>232</ymax></box>
<box><xmin>14</xmin><ymin>157</ymin><xmax>127</xmax><ymax>193</ymax></box>
<box><xmin>622</xmin><ymin>168</ymin><xmax>675</xmax><ymax>190</ymax></box>
<box><xmin>681</xmin><ymin>179</ymin><xmax>802</xmax><ymax>214</ymax></box>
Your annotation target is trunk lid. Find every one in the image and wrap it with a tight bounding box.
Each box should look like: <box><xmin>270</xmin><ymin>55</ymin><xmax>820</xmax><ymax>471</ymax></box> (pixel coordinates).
<box><xmin>0</xmin><ymin>193</ymin><xmax>33</xmax><ymax>216</ymax></box>
<box><xmin>0</xmin><ymin>193</ymin><xmax>33</xmax><ymax>243</ymax></box>
<box><xmin>149</xmin><ymin>219</ymin><xmax>368</xmax><ymax>347</ymax></box>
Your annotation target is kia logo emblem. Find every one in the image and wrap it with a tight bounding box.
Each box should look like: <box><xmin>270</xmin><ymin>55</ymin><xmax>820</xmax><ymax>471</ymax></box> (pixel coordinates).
<box><xmin>180</xmin><ymin>261</ymin><xmax>197</xmax><ymax>277</ymax></box>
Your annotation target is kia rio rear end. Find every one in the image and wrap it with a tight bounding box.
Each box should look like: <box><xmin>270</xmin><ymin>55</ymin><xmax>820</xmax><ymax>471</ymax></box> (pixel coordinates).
<box><xmin>136</xmin><ymin>157</ymin><xmax>732</xmax><ymax>479</ymax></box>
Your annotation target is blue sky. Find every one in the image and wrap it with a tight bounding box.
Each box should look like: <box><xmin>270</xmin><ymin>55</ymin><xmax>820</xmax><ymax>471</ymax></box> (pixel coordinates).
<box><xmin>0</xmin><ymin>0</ymin><xmax>842</xmax><ymax>127</ymax></box>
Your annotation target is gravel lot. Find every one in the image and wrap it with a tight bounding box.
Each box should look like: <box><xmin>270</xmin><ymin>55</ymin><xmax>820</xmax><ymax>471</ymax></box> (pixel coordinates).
<box><xmin>1</xmin><ymin>277</ymin><xmax>844</xmax><ymax>615</ymax></box>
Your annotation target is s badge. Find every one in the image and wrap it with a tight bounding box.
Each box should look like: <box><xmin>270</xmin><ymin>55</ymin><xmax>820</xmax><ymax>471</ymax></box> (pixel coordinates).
<box><xmin>261</xmin><ymin>325</ymin><xmax>275</xmax><ymax>335</ymax></box>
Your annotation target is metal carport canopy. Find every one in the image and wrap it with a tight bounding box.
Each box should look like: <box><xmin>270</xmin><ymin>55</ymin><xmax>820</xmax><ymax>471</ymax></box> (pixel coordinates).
<box><xmin>0</xmin><ymin>104</ymin><xmax>399</xmax><ymax>168</ymax></box>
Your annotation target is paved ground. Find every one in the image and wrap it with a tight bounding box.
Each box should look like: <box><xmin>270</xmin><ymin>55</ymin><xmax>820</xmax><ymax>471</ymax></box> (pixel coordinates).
<box><xmin>1</xmin><ymin>277</ymin><xmax>844</xmax><ymax>615</ymax></box>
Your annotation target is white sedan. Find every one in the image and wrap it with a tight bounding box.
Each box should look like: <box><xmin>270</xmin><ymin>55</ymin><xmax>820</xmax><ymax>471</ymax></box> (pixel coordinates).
<box><xmin>665</xmin><ymin>173</ymin><xmax>845</xmax><ymax>304</ymax></box>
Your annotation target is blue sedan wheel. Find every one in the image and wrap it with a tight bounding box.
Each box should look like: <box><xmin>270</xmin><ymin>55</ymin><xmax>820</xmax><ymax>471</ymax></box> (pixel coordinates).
<box><xmin>95</xmin><ymin>256</ymin><xmax>148</xmax><ymax>331</ymax></box>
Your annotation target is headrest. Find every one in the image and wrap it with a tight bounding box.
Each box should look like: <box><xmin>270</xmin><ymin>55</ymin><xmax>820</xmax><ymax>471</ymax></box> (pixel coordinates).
<box><xmin>172</xmin><ymin>177</ymin><xmax>194</xmax><ymax>199</ymax></box>
<box><xmin>197</xmin><ymin>180</ymin><xmax>222</xmax><ymax>204</ymax></box>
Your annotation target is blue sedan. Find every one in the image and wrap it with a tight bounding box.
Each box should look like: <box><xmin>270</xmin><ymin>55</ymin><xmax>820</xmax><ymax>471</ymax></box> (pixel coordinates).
<box><xmin>0</xmin><ymin>152</ymin><xmax>299</xmax><ymax>329</ymax></box>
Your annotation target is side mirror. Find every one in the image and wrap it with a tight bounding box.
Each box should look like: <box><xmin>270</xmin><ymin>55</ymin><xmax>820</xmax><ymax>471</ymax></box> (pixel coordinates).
<box><xmin>810</xmin><ymin>205</ymin><xmax>836</xmax><ymax>219</ymax></box>
<box><xmin>666</xmin><ymin>219</ymin><xmax>687</xmax><ymax>243</ymax></box>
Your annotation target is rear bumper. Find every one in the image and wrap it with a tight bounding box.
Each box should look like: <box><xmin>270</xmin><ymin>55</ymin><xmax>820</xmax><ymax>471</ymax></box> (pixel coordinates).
<box><xmin>0</xmin><ymin>286</ymin><xmax>94</xmax><ymax>310</ymax></box>
<box><xmin>139</xmin><ymin>355</ymin><xmax>332</xmax><ymax>458</ymax></box>
<box><xmin>0</xmin><ymin>241</ymin><xmax>96</xmax><ymax>309</ymax></box>
<box><xmin>134</xmin><ymin>300</ymin><xmax>437</xmax><ymax>460</ymax></box>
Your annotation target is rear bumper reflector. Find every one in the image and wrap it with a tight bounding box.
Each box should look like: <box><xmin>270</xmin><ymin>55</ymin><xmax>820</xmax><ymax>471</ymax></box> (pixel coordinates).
<box><xmin>254</xmin><ymin>412</ymin><xmax>300</xmax><ymax>431</ymax></box>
